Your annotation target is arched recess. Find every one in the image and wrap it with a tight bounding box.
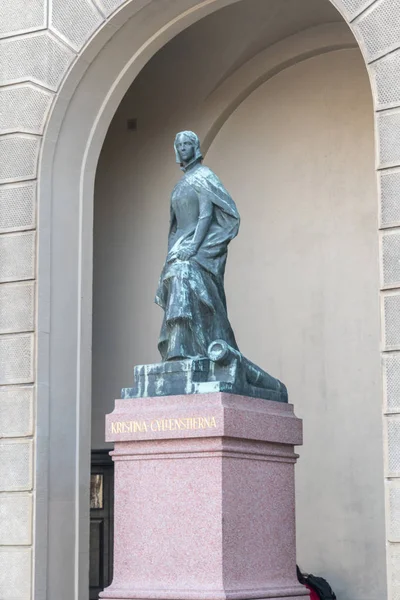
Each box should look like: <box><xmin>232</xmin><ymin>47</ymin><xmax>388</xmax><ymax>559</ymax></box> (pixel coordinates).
<box><xmin>192</xmin><ymin>22</ymin><xmax>356</xmax><ymax>150</ymax></box>
<box><xmin>36</xmin><ymin>1</ymin><xmax>381</xmax><ymax>599</ymax></box>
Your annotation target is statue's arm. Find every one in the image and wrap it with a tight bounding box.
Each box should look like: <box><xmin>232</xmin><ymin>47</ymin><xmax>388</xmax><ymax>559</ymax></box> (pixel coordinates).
<box><xmin>191</xmin><ymin>196</ymin><xmax>213</xmax><ymax>252</ymax></box>
<box><xmin>167</xmin><ymin>205</ymin><xmax>177</xmax><ymax>251</ymax></box>
<box><xmin>177</xmin><ymin>193</ymin><xmax>213</xmax><ymax>260</ymax></box>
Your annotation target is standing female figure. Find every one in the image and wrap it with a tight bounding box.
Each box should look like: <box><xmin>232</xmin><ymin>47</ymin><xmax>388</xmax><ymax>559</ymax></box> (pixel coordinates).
<box><xmin>155</xmin><ymin>131</ymin><xmax>240</xmax><ymax>361</ymax></box>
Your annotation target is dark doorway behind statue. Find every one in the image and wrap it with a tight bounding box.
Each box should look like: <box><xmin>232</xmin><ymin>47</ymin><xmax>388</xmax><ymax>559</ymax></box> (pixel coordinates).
<box><xmin>89</xmin><ymin>451</ymin><xmax>114</xmax><ymax>600</ymax></box>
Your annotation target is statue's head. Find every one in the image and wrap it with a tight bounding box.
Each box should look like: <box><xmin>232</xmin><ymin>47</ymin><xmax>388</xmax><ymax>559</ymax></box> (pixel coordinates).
<box><xmin>174</xmin><ymin>131</ymin><xmax>203</xmax><ymax>166</ymax></box>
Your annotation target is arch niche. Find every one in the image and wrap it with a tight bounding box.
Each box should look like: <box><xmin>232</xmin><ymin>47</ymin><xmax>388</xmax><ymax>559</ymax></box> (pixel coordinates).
<box><xmin>37</xmin><ymin>1</ymin><xmax>387</xmax><ymax>599</ymax></box>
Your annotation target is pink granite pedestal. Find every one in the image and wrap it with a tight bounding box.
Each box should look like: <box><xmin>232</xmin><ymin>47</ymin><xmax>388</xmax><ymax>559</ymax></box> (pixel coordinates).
<box><xmin>100</xmin><ymin>393</ymin><xmax>308</xmax><ymax>600</ymax></box>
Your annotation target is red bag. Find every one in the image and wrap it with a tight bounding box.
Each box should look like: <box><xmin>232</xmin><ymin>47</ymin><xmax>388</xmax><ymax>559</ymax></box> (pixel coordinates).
<box><xmin>305</xmin><ymin>584</ymin><xmax>320</xmax><ymax>600</ymax></box>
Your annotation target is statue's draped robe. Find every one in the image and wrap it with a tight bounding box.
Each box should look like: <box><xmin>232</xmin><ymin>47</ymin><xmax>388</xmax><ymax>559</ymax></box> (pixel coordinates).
<box><xmin>155</xmin><ymin>165</ymin><xmax>240</xmax><ymax>361</ymax></box>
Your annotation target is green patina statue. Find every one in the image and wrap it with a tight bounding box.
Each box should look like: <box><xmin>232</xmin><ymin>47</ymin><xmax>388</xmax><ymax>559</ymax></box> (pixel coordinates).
<box><xmin>122</xmin><ymin>131</ymin><xmax>287</xmax><ymax>402</ymax></box>
<box><xmin>155</xmin><ymin>130</ymin><xmax>240</xmax><ymax>361</ymax></box>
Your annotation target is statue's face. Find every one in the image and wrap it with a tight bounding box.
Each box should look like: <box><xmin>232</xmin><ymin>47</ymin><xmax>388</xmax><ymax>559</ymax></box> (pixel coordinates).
<box><xmin>176</xmin><ymin>135</ymin><xmax>195</xmax><ymax>163</ymax></box>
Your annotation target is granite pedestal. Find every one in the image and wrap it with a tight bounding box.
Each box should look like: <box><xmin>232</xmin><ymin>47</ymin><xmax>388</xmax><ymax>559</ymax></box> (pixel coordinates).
<box><xmin>100</xmin><ymin>393</ymin><xmax>308</xmax><ymax>600</ymax></box>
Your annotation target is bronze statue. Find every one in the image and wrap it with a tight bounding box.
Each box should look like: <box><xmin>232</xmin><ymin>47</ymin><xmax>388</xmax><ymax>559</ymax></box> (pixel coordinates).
<box><xmin>122</xmin><ymin>131</ymin><xmax>287</xmax><ymax>402</ymax></box>
<box><xmin>155</xmin><ymin>130</ymin><xmax>240</xmax><ymax>361</ymax></box>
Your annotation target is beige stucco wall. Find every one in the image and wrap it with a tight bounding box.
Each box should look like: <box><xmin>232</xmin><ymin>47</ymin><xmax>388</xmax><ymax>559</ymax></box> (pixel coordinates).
<box><xmin>91</xmin><ymin>0</ymin><xmax>342</xmax><ymax>441</ymax></box>
<box><xmin>93</xmin><ymin>47</ymin><xmax>385</xmax><ymax>599</ymax></box>
<box><xmin>209</xmin><ymin>49</ymin><xmax>385</xmax><ymax>599</ymax></box>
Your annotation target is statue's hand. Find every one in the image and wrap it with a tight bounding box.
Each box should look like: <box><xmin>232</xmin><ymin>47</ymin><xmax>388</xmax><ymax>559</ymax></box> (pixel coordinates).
<box><xmin>177</xmin><ymin>242</ymin><xmax>197</xmax><ymax>260</ymax></box>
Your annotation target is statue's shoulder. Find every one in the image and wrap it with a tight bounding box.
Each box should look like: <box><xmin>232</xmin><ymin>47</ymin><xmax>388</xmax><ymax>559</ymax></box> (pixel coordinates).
<box><xmin>197</xmin><ymin>165</ymin><xmax>216</xmax><ymax>178</ymax></box>
<box><xmin>191</xmin><ymin>165</ymin><xmax>221</xmax><ymax>186</ymax></box>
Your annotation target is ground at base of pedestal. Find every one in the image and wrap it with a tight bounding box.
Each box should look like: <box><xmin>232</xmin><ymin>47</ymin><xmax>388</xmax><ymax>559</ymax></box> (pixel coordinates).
<box><xmin>100</xmin><ymin>596</ymin><xmax>309</xmax><ymax>600</ymax></box>
<box><xmin>99</xmin><ymin>585</ymin><xmax>309</xmax><ymax>600</ymax></box>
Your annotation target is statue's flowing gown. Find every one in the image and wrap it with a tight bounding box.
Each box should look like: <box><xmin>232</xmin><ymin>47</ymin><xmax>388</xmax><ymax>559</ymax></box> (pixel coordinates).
<box><xmin>155</xmin><ymin>163</ymin><xmax>240</xmax><ymax>361</ymax></box>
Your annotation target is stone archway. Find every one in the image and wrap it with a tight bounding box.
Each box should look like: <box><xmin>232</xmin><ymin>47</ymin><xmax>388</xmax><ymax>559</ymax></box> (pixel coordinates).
<box><xmin>1</xmin><ymin>1</ymin><xmax>400</xmax><ymax>599</ymax></box>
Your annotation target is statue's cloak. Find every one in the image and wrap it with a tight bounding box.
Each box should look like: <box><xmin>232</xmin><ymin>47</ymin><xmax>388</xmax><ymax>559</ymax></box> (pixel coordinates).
<box><xmin>155</xmin><ymin>164</ymin><xmax>240</xmax><ymax>360</ymax></box>
<box><xmin>164</xmin><ymin>165</ymin><xmax>239</xmax><ymax>280</ymax></box>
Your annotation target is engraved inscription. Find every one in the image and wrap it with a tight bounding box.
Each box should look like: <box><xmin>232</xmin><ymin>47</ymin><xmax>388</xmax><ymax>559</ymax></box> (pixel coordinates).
<box><xmin>111</xmin><ymin>420</ymin><xmax>148</xmax><ymax>434</ymax></box>
<box><xmin>110</xmin><ymin>416</ymin><xmax>217</xmax><ymax>435</ymax></box>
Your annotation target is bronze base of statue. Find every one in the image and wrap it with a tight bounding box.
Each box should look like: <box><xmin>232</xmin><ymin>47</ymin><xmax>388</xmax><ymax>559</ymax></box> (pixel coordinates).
<box><xmin>122</xmin><ymin>341</ymin><xmax>287</xmax><ymax>403</ymax></box>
